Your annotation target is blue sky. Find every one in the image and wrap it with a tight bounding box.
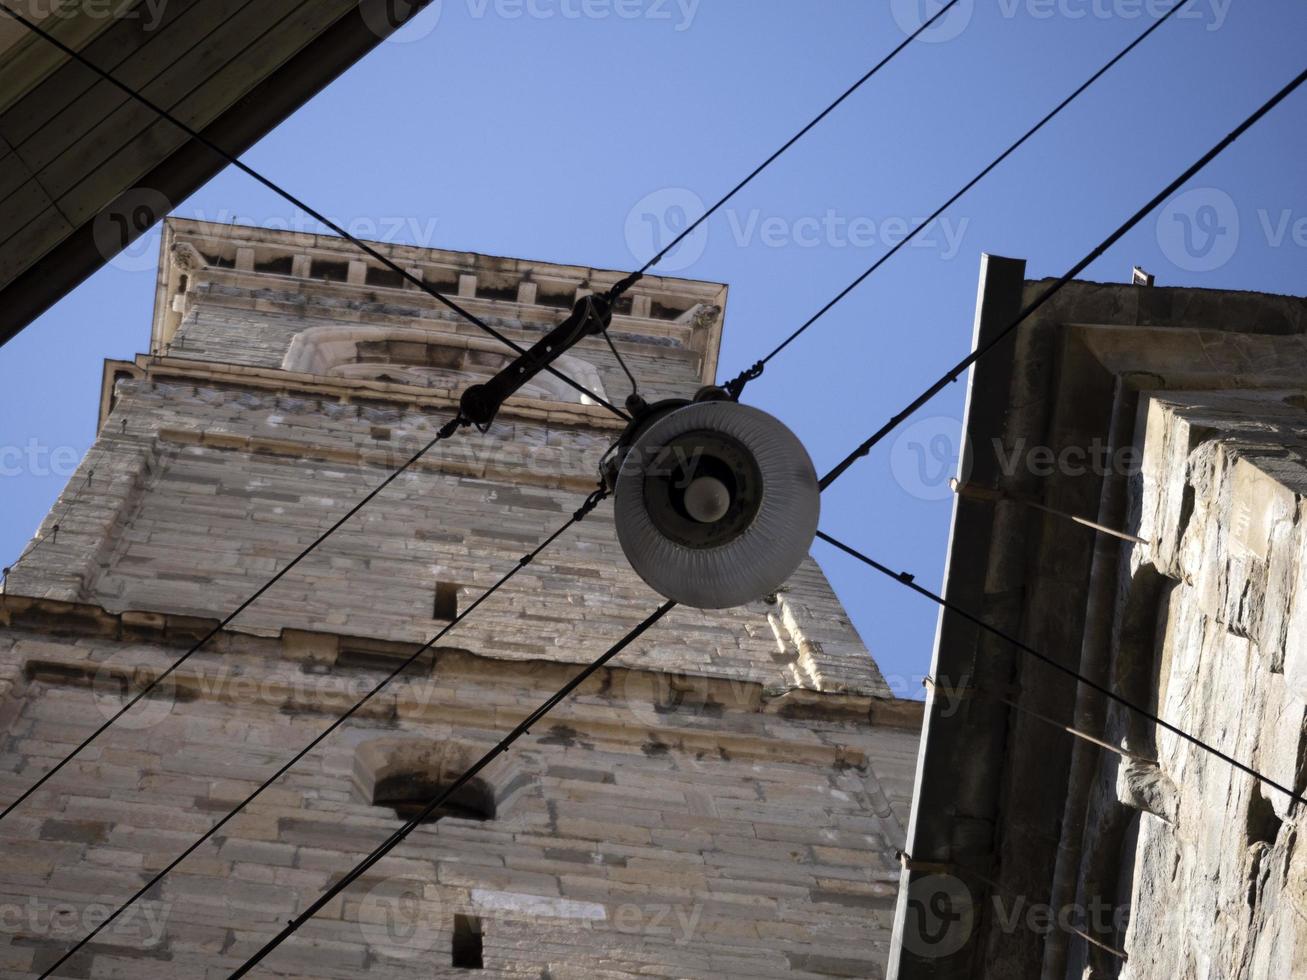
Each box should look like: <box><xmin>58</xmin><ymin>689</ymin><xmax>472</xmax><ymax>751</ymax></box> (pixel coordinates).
<box><xmin>2</xmin><ymin>0</ymin><xmax>1304</xmax><ymax>696</ymax></box>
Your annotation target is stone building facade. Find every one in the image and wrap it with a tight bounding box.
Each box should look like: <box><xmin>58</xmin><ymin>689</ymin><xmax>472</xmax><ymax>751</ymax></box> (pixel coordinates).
<box><xmin>0</xmin><ymin>218</ymin><xmax>919</xmax><ymax>978</ymax></box>
<box><xmin>889</xmin><ymin>256</ymin><xmax>1307</xmax><ymax>979</ymax></box>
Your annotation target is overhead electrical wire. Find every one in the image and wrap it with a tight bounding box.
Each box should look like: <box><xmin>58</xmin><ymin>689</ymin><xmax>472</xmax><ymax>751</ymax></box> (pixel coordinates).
<box><xmin>228</xmin><ymin>600</ymin><xmax>678</xmax><ymax>979</ymax></box>
<box><xmin>722</xmin><ymin>0</ymin><xmax>1194</xmax><ymax>398</ymax></box>
<box><xmin>611</xmin><ymin>0</ymin><xmax>965</xmax><ymax>296</ymax></box>
<box><xmin>0</xmin><ymin>416</ymin><xmax>465</xmax><ymax>825</ymax></box>
<box><xmin>9</xmin><ymin>2</ymin><xmax>1300</xmax><ymax>974</ymax></box>
<box><xmin>819</xmin><ymin>63</ymin><xmax>1307</xmax><ymax>491</ymax></box>
<box><xmin>800</xmin><ymin>64</ymin><xmax>1307</xmax><ymax>804</ymax></box>
<box><xmin>35</xmin><ymin>487</ymin><xmax>613</xmax><ymax>978</ymax></box>
<box><xmin>0</xmin><ymin>0</ymin><xmax>945</xmax><ymax>825</ymax></box>
<box><xmin>225</xmin><ymin>59</ymin><xmax>1307</xmax><ymax>976</ymax></box>
<box><xmin>815</xmin><ymin>529</ymin><xmax>1307</xmax><ymax>808</ymax></box>
<box><xmin>600</xmin><ymin>327</ymin><xmax>641</xmax><ymax>400</ymax></box>
<box><xmin>0</xmin><ymin>5</ymin><xmax>624</xmax><ymax>418</ymax></box>
<box><xmin>9</xmin><ymin>3</ymin><xmax>967</xmax><ymax>955</ymax></box>
<box><xmin>0</xmin><ymin>0</ymin><xmax>960</xmax><ymax>396</ymax></box>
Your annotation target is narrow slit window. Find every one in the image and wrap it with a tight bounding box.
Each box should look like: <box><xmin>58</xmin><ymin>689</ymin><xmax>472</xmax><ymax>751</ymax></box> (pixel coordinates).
<box><xmin>452</xmin><ymin>914</ymin><xmax>483</xmax><ymax>969</ymax></box>
<box><xmin>434</xmin><ymin>582</ymin><xmax>459</xmax><ymax>621</ymax></box>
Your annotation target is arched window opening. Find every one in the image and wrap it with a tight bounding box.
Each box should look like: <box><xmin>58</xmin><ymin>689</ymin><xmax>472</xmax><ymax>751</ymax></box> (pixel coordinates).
<box><xmin>353</xmin><ymin>737</ymin><xmax>525</xmax><ymax>827</ymax></box>
<box><xmin>282</xmin><ymin>326</ymin><xmax>606</xmax><ymax>405</ymax></box>
<box><xmin>372</xmin><ymin>772</ymin><xmax>495</xmax><ymax>824</ymax></box>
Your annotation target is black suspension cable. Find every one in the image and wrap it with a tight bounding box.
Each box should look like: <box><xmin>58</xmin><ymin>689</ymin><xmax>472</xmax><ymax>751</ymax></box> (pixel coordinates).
<box><xmin>599</xmin><ymin>0</ymin><xmax>962</xmax><ymax>389</ymax></box>
<box><xmin>0</xmin><ymin>3</ymin><xmax>625</xmax><ymax>419</ymax></box>
<box><xmin>227</xmin><ymin>598</ymin><xmax>677</xmax><ymax>979</ymax></box>
<box><xmin>815</xmin><ymin>529</ymin><xmax>1306</xmax><ymax>807</ymax></box>
<box><xmin>0</xmin><ymin>0</ymin><xmax>973</xmax><ymax>821</ymax></box>
<box><xmin>605</xmin><ymin>0</ymin><xmax>964</xmax><ymax>298</ymax></box>
<box><xmin>818</xmin><ymin>63</ymin><xmax>1307</xmax><ymax>491</ymax></box>
<box><xmin>210</xmin><ymin>46</ymin><xmax>1304</xmax><ymax>980</ymax></box>
<box><xmin>36</xmin><ymin>486</ymin><xmax>613</xmax><ymax>978</ymax></box>
<box><xmin>0</xmin><ymin>416</ymin><xmax>465</xmax><ymax>826</ymax></box>
<box><xmin>600</xmin><ymin>327</ymin><xmax>640</xmax><ymax>401</ymax></box>
<box><xmin>724</xmin><ymin>0</ymin><xmax>1194</xmax><ymax>397</ymax></box>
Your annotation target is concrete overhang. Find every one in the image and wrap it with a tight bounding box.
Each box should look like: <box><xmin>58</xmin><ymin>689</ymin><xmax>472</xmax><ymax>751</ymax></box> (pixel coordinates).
<box><xmin>886</xmin><ymin>256</ymin><xmax>1307</xmax><ymax>978</ymax></box>
<box><xmin>0</xmin><ymin>0</ymin><xmax>436</xmax><ymax>348</ymax></box>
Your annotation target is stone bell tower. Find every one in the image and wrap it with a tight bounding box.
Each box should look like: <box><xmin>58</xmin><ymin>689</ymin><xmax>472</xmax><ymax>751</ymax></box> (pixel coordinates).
<box><xmin>0</xmin><ymin>217</ymin><xmax>919</xmax><ymax>978</ymax></box>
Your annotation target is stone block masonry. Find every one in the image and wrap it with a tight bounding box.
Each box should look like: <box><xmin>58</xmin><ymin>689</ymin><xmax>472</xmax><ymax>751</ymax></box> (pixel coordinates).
<box><xmin>0</xmin><ymin>219</ymin><xmax>920</xmax><ymax>978</ymax></box>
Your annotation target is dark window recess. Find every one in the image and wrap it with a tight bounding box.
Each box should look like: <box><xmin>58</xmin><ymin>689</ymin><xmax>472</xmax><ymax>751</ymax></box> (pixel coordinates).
<box><xmin>366</xmin><ymin>265</ymin><xmax>405</xmax><ymax>289</ymax></box>
<box><xmin>475</xmin><ymin>282</ymin><xmax>518</xmax><ymax>303</ymax></box>
<box><xmin>434</xmin><ymin>582</ymin><xmax>459</xmax><ymax>621</ymax></box>
<box><xmin>254</xmin><ymin>255</ymin><xmax>294</xmax><ymax>275</ymax></box>
<box><xmin>373</xmin><ymin>773</ymin><xmax>495</xmax><ymax>824</ymax></box>
<box><xmin>336</xmin><ymin>647</ymin><xmax>396</xmax><ymax>672</ymax></box>
<box><xmin>649</xmin><ymin>300</ymin><xmax>688</xmax><ymax>321</ymax></box>
<box><xmin>424</xmin><ymin>271</ymin><xmax>460</xmax><ymax>293</ymax></box>
<box><xmin>310</xmin><ymin>258</ymin><xmax>350</xmax><ymax>282</ymax></box>
<box><xmin>452</xmin><ymin>914</ymin><xmax>484</xmax><ymax>969</ymax></box>
<box><xmin>536</xmin><ymin>289</ymin><xmax>572</xmax><ymax>309</ymax></box>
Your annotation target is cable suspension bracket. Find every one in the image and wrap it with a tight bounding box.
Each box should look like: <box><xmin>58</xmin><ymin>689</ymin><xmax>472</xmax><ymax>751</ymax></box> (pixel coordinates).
<box><xmin>459</xmin><ymin>293</ymin><xmax>620</xmax><ymax>431</ymax></box>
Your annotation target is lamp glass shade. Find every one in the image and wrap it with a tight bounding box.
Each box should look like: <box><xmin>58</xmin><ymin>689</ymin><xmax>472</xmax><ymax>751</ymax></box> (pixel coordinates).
<box><xmin>613</xmin><ymin>401</ymin><xmax>820</xmax><ymax>608</ymax></box>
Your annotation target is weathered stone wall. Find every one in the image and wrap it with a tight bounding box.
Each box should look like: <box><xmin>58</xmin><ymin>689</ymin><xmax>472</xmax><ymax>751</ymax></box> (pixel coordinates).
<box><xmin>887</xmin><ymin>270</ymin><xmax>1307</xmax><ymax>980</ymax></box>
<box><xmin>8</xmin><ymin>372</ymin><xmax>885</xmax><ymax>696</ymax></box>
<box><xmin>0</xmin><ymin>607</ymin><xmax>919</xmax><ymax>979</ymax></box>
<box><xmin>1090</xmin><ymin>390</ymin><xmax>1307</xmax><ymax>980</ymax></box>
<box><xmin>152</xmin><ymin>217</ymin><xmax>731</xmax><ymax>409</ymax></box>
<box><xmin>168</xmin><ymin>287</ymin><xmax>714</xmax><ymax>412</ymax></box>
<box><xmin>0</xmin><ymin>220</ymin><xmax>917</xmax><ymax>978</ymax></box>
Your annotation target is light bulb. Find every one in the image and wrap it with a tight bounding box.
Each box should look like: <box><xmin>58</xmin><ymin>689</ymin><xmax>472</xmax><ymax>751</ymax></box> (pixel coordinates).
<box><xmin>683</xmin><ymin>475</ymin><xmax>731</xmax><ymax>523</ymax></box>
